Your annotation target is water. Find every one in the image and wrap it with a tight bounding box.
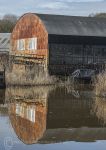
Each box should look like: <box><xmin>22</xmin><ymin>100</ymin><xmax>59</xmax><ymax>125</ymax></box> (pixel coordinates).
<box><xmin>0</xmin><ymin>86</ymin><xmax>106</xmax><ymax>150</ymax></box>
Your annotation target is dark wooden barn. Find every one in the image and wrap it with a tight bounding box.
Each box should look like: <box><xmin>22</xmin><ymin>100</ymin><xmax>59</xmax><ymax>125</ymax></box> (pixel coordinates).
<box><xmin>11</xmin><ymin>13</ymin><xmax>106</xmax><ymax>76</ymax></box>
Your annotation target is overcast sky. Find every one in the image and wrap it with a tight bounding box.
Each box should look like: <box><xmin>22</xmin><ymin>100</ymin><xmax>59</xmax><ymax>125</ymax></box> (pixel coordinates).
<box><xmin>0</xmin><ymin>0</ymin><xmax>106</xmax><ymax>17</ymax></box>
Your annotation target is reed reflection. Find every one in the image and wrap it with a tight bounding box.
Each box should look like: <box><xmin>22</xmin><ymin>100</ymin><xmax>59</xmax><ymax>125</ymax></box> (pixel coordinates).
<box><xmin>0</xmin><ymin>89</ymin><xmax>8</xmax><ymax>116</ymax></box>
<box><xmin>92</xmin><ymin>96</ymin><xmax>106</xmax><ymax>126</ymax></box>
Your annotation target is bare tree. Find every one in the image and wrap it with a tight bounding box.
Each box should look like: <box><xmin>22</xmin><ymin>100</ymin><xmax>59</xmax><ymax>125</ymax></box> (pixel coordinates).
<box><xmin>3</xmin><ymin>14</ymin><xmax>18</xmax><ymax>23</ymax></box>
<box><xmin>0</xmin><ymin>14</ymin><xmax>18</xmax><ymax>32</ymax></box>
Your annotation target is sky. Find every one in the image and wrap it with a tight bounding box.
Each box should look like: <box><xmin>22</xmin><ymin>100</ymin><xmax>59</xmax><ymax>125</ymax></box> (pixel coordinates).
<box><xmin>0</xmin><ymin>0</ymin><xmax>106</xmax><ymax>17</ymax></box>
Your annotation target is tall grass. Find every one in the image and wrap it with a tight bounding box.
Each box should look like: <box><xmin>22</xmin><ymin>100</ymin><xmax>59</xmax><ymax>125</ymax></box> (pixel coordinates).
<box><xmin>5</xmin><ymin>63</ymin><xmax>76</xmax><ymax>87</ymax></box>
<box><xmin>6</xmin><ymin>68</ymin><xmax>57</xmax><ymax>86</ymax></box>
<box><xmin>95</xmin><ymin>71</ymin><xmax>106</xmax><ymax>97</ymax></box>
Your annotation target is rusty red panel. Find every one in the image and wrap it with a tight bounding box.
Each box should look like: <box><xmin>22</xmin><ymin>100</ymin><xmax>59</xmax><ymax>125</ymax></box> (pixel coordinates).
<box><xmin>11</xmin><ymin>13</ymin><xmax>48</xmax><ymax>58</ymax></box>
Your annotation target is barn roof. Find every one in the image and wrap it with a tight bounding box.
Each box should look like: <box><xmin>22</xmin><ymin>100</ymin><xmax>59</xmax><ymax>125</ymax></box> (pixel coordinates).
<box><xmin>0</xmin><ymin>33</ymin><xmax>10</xmax><ymax>52</ymax></box>
<box><xmin>36</xmin><ymin>13</ymin><xmax>106</xmax><ymax>37</ymax></box>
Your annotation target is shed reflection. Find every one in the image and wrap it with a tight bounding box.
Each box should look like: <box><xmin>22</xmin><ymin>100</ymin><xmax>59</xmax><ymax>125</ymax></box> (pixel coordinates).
<box><xmin>7</xmin><ymin>87</ymin><xmax>50</xmax><ymax>144</ymax></box>
<box><xmin>9</xmin><ymin>101</ymin><xmax>47</xmax><ymax>144</ymax></box>
<box><xmin>39</xmin><ymin>87</ymin><xmax>106</xmax><ymax>143</ymax></box>
<box><xmin>6</xmin><ymin>86</ymin><xmax>106</xmax><ymax>144</ymax></box>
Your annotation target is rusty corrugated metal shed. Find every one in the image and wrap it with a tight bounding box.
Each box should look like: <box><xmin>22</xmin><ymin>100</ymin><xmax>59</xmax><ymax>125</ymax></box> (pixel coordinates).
<box><xmin>10</xmin><ymin>13</ymin><xmax>106</xmax><ymax>75</ymax></box>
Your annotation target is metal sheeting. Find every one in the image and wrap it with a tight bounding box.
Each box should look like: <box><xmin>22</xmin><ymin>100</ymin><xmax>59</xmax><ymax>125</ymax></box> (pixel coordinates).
<box><xmin>0</xmin><ymin>33</ymin><xmax>10</xmax><ymax>52</ymax></box>
<box><xmin>36</xmin><ymin>13</ymin><xmax>106</xmax><ymax>37</ymax></box>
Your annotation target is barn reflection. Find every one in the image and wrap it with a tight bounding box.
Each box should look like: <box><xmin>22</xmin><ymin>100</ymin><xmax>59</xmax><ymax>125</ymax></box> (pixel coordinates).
<box><xmin>6</xmin><ymin>86</ymin><xmax>106</xmax><ymax>144</ymax></box>
<box><xmin>7</xmin><ymin>87</ymin><xmax>50</xmax><ymax>144</ymax></box>
<box><xmin>9</xmin><ymin>101</ymin><xmax>47</xmax><ymax>144</ymax></box>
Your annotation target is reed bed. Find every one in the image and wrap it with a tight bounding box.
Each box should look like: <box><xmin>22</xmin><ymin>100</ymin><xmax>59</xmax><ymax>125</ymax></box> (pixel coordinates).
<box><xmin>6</xmin><ymin>69</ymin><xmax>57</xmax><ymax>86</ymax></box>
<box><xmin>95</xmin><ymin>71</ymin><xmax>106</xmax><ymax>97</ymax></box>
<box><xmin>5</xmin><ymin>65</ymin><xmax>76</xmax><ymax>87</ymax></box>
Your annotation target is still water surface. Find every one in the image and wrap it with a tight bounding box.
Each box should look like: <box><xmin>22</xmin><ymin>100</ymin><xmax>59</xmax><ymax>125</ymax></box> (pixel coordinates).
<box><xmin>0</xmin><ymin>86</ymin><xmax>106</xmax><ymax>150</ymax></box>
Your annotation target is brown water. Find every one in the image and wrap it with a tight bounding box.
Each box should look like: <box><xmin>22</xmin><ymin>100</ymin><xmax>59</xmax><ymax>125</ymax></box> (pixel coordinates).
<box><xmin>0</xmin><ymin>86</ymin><xmax>106</xmax><ymax>150</ymax></box>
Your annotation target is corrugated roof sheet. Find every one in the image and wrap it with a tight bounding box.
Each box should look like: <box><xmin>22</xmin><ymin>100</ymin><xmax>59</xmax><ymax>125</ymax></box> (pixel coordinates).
<box><xmin>0</xmin><ymin>33</ymin><xmax>10</xmax><ymax>52</ymax></box>
<box><xmin>36</xmin><ymin>14</ymin><xmax>106</xmax><ymax>37</ymax></box>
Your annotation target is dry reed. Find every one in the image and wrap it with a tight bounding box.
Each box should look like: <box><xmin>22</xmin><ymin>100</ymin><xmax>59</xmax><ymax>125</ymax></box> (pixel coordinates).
<box><xmin>6</xmin><ymin>68</ymin><xmax>57</xmax><ymax>86</ymax></box>
<box><xmin>5</xmin><ymin>65</ymin><xmax>75</xmax><ymax>87</ymax></box>
<box><xmin>95</xmin><ymin>71</ymin><xmax>106</xmax><ymax>97</ymax></box>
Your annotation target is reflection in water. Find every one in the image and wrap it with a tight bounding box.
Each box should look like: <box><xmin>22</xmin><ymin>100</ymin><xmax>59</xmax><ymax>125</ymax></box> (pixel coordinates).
<box><xmin>0</xmin><ymin>89</ymin><xmax>8</xmax><ymax>116</ymax></box>
<box><xmin>0</xmin><ymin>89</ymin><xmax>5</xmax><ymax>104</ymax></box>
<box><xmin>15</xmin><ymin>103</ymin><xmax>36</xmax><ymax>123</ymax></box>
<box><xmin>9</xmin><ymin>101</ymin><xmax>47</xmax><ymax>144</ymax></box>
<box><xmin>92</xmin><ymin>96</ymin><xmax>106</xmax><ymax>126</ymax></box>
<box><xmin>47</xmin><ymin>87</ymin><xmax>97</xmax><ymax>128</ymax></box>
<box><xmin>6</xmin><ymin>87</ymin><xmax>50</xmax><ymax>144</ymax></box>
<box><xmin>1</xmin><ymin>86</ymin><xmax>106</xmax><ymax>145</ymax></box>
<box><xmin>40</xmin><ymin>87</ymin><xmax>106</xmax><ymax>143</ymax></box>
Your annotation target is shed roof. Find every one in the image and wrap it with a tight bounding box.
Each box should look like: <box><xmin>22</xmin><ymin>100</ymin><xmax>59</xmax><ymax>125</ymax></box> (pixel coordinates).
<box><xmin>36</xmin><ymin>13</ymin><xmax>106</xmax><ymax>37</ymax></box>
